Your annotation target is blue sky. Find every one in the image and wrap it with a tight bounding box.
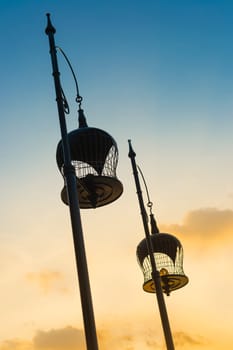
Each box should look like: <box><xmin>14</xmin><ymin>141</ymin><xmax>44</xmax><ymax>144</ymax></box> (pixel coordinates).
<box><xmin>1</xmin><ymin>1</ymin><xmax>233</xmax><ymax>349</ymax></box>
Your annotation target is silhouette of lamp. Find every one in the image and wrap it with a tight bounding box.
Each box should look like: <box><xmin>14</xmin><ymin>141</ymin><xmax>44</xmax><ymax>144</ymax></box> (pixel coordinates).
<box><xmin>45</xmin><ymin>14</ymin><xmax>122</xmax><ymax>350</ymax></box>
<box><xmin>137</xmin><ymin>232</ymin><xmax>189</xmax><ymax>296</ymax></box>
<box><xmin>56</xmin><ymin>109</ymin><xmax>123</xmax><ymax>208</ymax></box>
<box><xmin>128</xmin><ymin>140</ymin><xmax>189</xmax><ymax>350</ymax></box>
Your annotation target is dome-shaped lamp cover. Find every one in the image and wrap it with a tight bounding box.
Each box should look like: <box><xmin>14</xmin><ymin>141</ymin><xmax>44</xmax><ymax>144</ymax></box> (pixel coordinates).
<box><xmin>137</xmin><ymin>233</ymin><xmax>189</xmax><ymax>295</ymax></box>
<box><xmin>56</xmin><ymin>119</ymin><xmax>123</xmax><ymax>208</ymax></box>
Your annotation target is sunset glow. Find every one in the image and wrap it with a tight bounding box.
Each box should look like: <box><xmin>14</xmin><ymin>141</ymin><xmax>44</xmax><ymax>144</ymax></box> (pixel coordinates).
<box><xmin>1</xmin><ymin>1</ymin><xmax>233</xmax><ymax>349</ymax></box>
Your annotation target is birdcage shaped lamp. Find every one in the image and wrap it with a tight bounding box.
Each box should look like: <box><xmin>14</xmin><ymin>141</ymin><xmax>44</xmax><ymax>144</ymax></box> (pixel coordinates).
<box><xmin>137</xmin><ymin>233</ymin><xmax>188</xmax><ymax>296</ymax></box>
<box><xmin>56</xmin><ymin>109</ymin><xmax>123</xmax><ymax>209</ymax></box>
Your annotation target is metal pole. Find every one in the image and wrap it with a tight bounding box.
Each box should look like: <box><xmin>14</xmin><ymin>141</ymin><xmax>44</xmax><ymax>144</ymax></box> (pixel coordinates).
<box><xmin>45</xmin><ymin>14</ymin><xmax>99</xmax><ymax>350</ymax></box>
<box><xmin>128</xmin><ymin>140</ymin><xmax>175</xmax><ymax>350</ymax></box>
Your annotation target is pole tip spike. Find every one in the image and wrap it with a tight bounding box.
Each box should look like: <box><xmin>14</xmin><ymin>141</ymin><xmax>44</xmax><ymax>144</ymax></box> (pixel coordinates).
<box><xmin>128</xmin><ymin>139</ymin><xmax>136</xmax><ymax>158</ymax></box>
<box><xmin>45</xmin><ymin>13</ymin><xmax>56</xmax><ymax>34</ymax></box>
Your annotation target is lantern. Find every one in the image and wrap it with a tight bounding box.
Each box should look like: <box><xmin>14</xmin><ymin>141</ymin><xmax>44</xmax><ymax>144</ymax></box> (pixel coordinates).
<box><xmin>56</xmin><ymin>109</ymin><xmax>123</xmax><ymax>208</ymax></box>
<box><xmin>136</xmin><ymin>233</ymin><xmax>189</xmax><ymax>296</ymax></box>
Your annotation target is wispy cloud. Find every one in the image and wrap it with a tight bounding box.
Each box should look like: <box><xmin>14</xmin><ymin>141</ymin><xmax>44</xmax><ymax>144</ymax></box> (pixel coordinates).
<box><xmin>160</xmin><ymin>207</ymin><xmax>233</xmax><ymax>248</ymax></box>
<box><xmin>173</xmin><ymin>331</ymin><xmax>207</xmax><ymax>348</ymax></box>
<box><xmin>26</xmin><ymin>270</ymin><xmax>69</xmax><ymax>294</ymax></box>
<box><xmin>0</xmin><ymin>339</ymin><xmax>32</xmax><ymax>350</ymax></box>
<box><xmin>97</xmin><ymin>328</ymin><xmax>135</xmax><ymax>350</ymax></box>
<box><xmin>0</xmin><ymin>326</ymin><xmax>211</xmax><ymax>350</ymax></box>
<box><xmin>33</xmin><ymin>326</ymin><xmax>85</xmax><ymax>350</ymax></box>
<box><xmin>0</xmin><ymin>327</ymin><xmax>85</xmax><ymax>350</ymax></box>
<box><xmin>0</xmin><ymin>323</ymin><xmax>161</xmax><ymax>350</ymax></box>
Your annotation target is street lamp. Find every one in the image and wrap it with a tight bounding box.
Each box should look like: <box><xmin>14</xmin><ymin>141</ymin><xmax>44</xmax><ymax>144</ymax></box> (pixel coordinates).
<box><xmin>56</xmin><ymin>109</ymin><xmax>123</xmax><ymax>209</ymax></box>
<box><xmin>45</xmin><ymin>14</ymin><xmax>123</xmax><ymax>350</ymax></box>
<box><xmin>137</xmin><ymin>233</ymin><xmax>188</xmax><ymax>296</ymax></box>
<box><xmin>128</xmin><ymin>140</ymin><xmax>188</xmax><ymax>350</ymax></box>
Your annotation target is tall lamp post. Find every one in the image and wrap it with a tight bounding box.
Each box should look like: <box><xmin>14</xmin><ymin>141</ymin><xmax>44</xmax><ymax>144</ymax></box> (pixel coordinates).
<box><xmin>45</xmin><ymin>13</ymin><xmax>123</xmax><ymax>350</ymax></box>
<box><xmin>45</xmin><ymin>14</ymin><xmax>99</xmax><ymax>350</ymax></box>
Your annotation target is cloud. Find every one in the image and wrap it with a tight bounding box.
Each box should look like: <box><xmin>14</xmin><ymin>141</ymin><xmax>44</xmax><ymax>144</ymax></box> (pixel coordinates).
<box><xmin>97</xmin><ymin>328</ymin><xmax>134</xmax><ymax>350</ymax></box>
<box><xmin>0</xmin><ymin>326</ymin><xmax>208</xmax><ymax>350</ymax></box>
<box><xmin>33</xmin><ymin>326</ymin><xmax>85</xmax><ymax>350</ymax></box>
<box><xmin>160</xmin><ymin>331</ymin><xmax>208</xmax><ymax>349</ymax></box>
<box><xmin>160</xmin><ymin>207</ymin><xmax>233</xmax><ymax>248</ymax></box>
<box><xmin>0</xmin><ymin>339</ymin><xmax>32</xmax><ymax>350</ymax></box>
<box><xmin>36</xmin><ymin>323</ymin><xmax>208</xmax><ymax>350</ymax></box>
<box><xmin>97</xmin><ymin>322</ymin><xmax>161</xmax><ymax>350</ymax></box>
<box><xmin>173</xmin><ymin>331</ymin><xmax>207</xmax><ymax>348</ymax></box>
<box><xmin>0</xmin><ymin>327</ymin><xmax>85</xmax><ymax>350</ymax></box>
<box><xmin>6</xmin><ymin>326</ymin><xmax>140</xmax><ymax>350</ymax></box>
<box><xmin>26</xmin><ymin>270</ymin><xmax>69</xmax><ymax>294</ymax></box>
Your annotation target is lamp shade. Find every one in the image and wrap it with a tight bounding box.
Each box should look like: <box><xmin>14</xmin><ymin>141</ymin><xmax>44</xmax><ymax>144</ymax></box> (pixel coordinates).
<box><xmin>136</xmin><ymin>233</ymin><xmax>188</xmax><ymax>295</ymax></box>
<box><xmin>56</xmin><ymin>120</ymin><xmax>123</xmax><ymax>208</ymax></box>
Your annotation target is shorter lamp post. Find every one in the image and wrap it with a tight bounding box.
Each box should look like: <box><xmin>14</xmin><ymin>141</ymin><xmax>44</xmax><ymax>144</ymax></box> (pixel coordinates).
<box><xmin>128</xmin><ymin>140</ymin><xmax>188</xmax><ymax>350</ymax></box>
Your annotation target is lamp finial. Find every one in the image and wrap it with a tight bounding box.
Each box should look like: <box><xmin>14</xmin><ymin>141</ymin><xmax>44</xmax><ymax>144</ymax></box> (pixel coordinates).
<box><xmin>45</xmin><ymin>13</ymin><xmax>56</xmax><ymax>35</ymax></box>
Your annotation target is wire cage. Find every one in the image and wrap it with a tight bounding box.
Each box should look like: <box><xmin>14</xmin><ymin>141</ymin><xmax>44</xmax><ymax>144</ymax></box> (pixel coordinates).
<box><xmin>56</xmin><ymin>116</ymin><xmax>123</xmax><ymax>209</ymax></box>
<box><xmin>136</xmin><ymin>233</ymin><xmax>188</xmax><ymax>295</ymax></box>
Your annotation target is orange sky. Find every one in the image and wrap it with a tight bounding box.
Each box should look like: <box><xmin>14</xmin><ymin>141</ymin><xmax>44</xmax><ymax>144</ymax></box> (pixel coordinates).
<box><xmin>1</xmin><ymin>197</ymin><xmax>233</xmax><ymax>349</ymax></box>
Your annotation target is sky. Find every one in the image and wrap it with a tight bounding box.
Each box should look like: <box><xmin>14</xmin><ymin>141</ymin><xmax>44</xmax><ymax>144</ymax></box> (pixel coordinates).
<box><xmin>0</xmin><ymin>0</ymin><xmax>233</xmax><ymax>349</ymax></box>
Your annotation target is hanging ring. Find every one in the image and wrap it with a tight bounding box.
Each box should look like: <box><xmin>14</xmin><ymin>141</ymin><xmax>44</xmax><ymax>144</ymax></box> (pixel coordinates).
<box><xmin>147</xmin><ymin>201</ymin><xmax>153</xmax><ymax>213</ymax></box>
<box><xmin>76</xmin><ymin>95</ymin><xmax>83</xmax><ymax>109</ymax></box>
<box><xmin>147</xmin><ymin>201</ymin><xmax>153</xmax><ymax>208</ymax></box>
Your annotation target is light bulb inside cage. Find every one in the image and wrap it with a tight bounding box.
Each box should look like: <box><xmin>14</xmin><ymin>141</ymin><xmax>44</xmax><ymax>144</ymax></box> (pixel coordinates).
<box><xmin>56</xmin><ymin>112</ymin><xmax>123</xmax><ymax>209</ymax></box>
<box><xmin>136</xmin><ymin>233</ymin><xmax>188</xmax><ymax>296</ymax></box>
